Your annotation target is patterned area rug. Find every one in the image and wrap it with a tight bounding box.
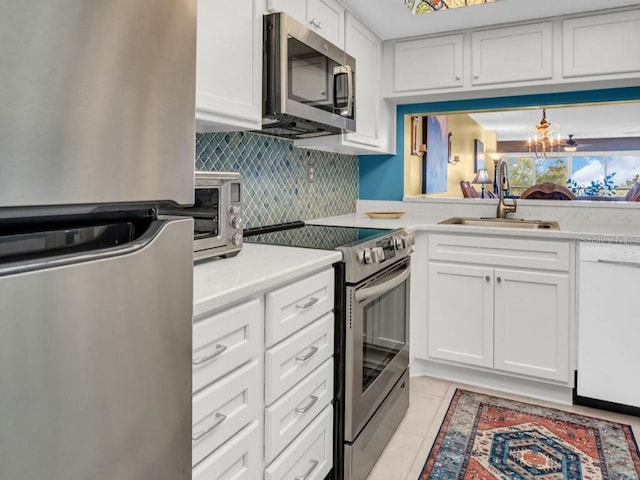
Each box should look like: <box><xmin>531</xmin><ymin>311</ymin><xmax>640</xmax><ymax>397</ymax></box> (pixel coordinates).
<box><xmin>419</xmin><ymin>389</ymin><xmax>640</xmax><ymax>480</ymax></box>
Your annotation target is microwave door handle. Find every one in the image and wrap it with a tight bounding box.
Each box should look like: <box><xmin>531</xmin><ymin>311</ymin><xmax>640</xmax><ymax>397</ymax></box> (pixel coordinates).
<box><xmin>345</xmin><ymin>65</ymin><xmax>354</xmax><ymax>117</ymax></box>
<box><xmin>355</xmin><ymin>266</ymin><xmax>410</xmax><ymax>303</ymax></box>
<box><xmin>333</xmin><ymin>66</ymin><xmax>353</xmax><ymax>117</ymax></box>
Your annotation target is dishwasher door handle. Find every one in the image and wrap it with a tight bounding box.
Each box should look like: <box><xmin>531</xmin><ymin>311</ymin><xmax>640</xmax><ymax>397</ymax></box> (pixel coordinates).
<box><xmin>597</xmin><ymin>259</ymin><xmax>640</xmax><ymax>269</ymax></box>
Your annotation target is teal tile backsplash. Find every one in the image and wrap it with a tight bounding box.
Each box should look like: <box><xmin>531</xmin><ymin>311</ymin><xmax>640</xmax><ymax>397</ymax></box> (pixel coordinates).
<box><xmin>196</xmin><ymin>132</ymin><xmax>358</xmax><ymax>228</ymax></box>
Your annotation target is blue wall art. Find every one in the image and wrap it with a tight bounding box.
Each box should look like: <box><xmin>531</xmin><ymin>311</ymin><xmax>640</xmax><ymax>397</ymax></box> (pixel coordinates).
<box><xmin>424</xmin><ymin>115</ymin><xmax>449</xmax><ymax>193</ymax></box>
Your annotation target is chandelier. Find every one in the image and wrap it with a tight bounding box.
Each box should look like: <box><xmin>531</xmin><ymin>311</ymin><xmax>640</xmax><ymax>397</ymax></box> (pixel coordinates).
<box><xmin>527</xmin><ymin>109</ymin><xmax>561</xmax><ymax>158</ymax></box>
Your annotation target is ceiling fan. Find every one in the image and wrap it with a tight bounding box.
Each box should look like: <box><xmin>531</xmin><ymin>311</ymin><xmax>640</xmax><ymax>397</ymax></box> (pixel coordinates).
<box><xmin>563</xmin><ymin>134</ymin><xmax>579</xmax><ymax>152</ymax></box>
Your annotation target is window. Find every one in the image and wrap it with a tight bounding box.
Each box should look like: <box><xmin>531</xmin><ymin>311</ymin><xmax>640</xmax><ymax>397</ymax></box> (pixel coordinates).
<box><xmin>503</xmin><ymin>154</ymin><xmax>640</xmax><ymax>197</ymax></box>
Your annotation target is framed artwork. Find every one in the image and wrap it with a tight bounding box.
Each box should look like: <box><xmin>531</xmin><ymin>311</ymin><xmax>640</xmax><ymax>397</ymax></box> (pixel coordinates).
<box><xmin>422</xmin><ymin>115</ymin><xmax>449</xmax><ymax>194</ymax></box>
<box><xmin>474</xmin><ymin>139</ymin><xmax>484</xmax><ymax>172</ymax></box>
<box><xmin>410</xmin><ymin>116</ymin><xmax>422</xmax><ymax>155</ymax></box>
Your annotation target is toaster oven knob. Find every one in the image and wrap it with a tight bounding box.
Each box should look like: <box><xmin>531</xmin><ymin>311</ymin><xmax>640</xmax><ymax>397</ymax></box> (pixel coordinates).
<box><xmin>231</xmin><ymin>233</ymin><xmax>242</xmax><ymax>246</ymax></box>
<box><xmin>229</xmin><ymin>205</ymin><xmax>241</xmax><ymax>215</ymax></box>
<box><xmin>230</xmin><ymin>216</ymin><xmax>243</xmax><ymax>230</ymax></box>
<box><xmin>394</xmin><ymin>237</ymin><xmax>405</xmax><ymax>250</ymax></box>
<box><xmin>362</xmin><ymin>249</ymin><xmax>374</xmax><ymax>264</ymax></box>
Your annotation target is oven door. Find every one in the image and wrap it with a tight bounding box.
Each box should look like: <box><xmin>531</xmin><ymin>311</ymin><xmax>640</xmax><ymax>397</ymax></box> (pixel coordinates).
<box><xmin>344</xmin><ymin>258</ymin><xmax>410</xmax><ymax>443</ymax></box>
<box><xmin>191</xmin><ymin>185</ymin><xmax>227</xmax><ymax>251</ymax></box>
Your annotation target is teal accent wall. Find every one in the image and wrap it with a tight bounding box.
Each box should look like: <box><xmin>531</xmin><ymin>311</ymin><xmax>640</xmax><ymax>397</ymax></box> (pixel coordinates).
<box><xmin>358</xmin><ymin>87</ymin><xmax>640</xmax><ymax>201</ymax></box>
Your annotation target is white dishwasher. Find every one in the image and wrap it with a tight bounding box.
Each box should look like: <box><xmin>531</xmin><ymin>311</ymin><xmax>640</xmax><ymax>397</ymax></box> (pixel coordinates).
<box><xmin>577</xmin><ymin>242</ymin><xmax>640</xmax><ymax>411</ymax></box>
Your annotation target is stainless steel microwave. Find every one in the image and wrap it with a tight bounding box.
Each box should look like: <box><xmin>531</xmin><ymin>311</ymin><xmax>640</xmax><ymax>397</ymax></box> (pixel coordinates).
<box><xmin>262</xmin><ymin>12</ymin><xmax>356</xmax><ymax>139</ymax></box>
<box><xmin>160</xmin><ymin>172</ymin><xmax>243</xmax><ymax>261</ymax></box>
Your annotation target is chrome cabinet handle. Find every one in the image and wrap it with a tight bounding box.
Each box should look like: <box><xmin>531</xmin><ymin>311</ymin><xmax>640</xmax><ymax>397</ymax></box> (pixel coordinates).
<box><xmin>295</xmin><ymin>395</ymin><xmax>319</xmax><ymax>414</ymax></box>
<box><xmin>316</xmin><ymin>21</ymin><xmax>322</xmax><ymax>29</ymax></box>
<box><xmin>295</xmin><ymin>459</ymin><xmax>319</xmax><ymax>480</ymax></box>
<box><xmin>296</xmin><ymin>345</ymin><xmax>319</xmax><ymax>362</ymax></box>
<box><xmin>192</xmin><ymin>344</ymin><xmax>227</xmax><ymax>365</ymax></box>
<box><xmin>296</xmin><ymin>297</ymin><xmax>319</xmax><ymax>310</ymax></box>
<box><xmin>456</xmin><ymin>74</ymin><xmax>461</xmax><ymax>80</ymax></box>
<box><xmin>192</xmin><ymin>412</ymin><xmax>226</xmax><ymax>442</ymax></box>
<box><xmin>597</xmin><ymin>259</ymin><xmax>640</xmax><ymax>269</ymax></box>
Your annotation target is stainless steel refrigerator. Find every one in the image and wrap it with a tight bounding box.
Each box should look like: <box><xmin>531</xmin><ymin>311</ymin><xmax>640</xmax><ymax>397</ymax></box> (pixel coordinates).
<box><xmin>0</xmin><ymin>2</ymin><xmax>196</xmax><ymax>479</ymax></box>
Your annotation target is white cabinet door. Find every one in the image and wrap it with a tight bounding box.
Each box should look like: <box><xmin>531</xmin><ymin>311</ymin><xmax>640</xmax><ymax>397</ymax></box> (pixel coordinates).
<box><xmin>307</xmin><ymin>0</ymin><xmax>345</xmax><ymax>48</ymax></box>
<box><xmin>343</xmin><ymin>13</ymin><xmax>382</xmax><ymax>149</ymax></box>
<box><xmin>563</xmin><ymin>10</ymin><xmax>640</xmax><ymax>78</ymax></box>
<box><xmin>493</xmin><ymin>268</ymin><xmax>570</xmax><ymax>382</ymax></box>
<box><xmin>268</xmin><ymin>0</ymin><xmax>344</xmax><ymax>48</ymax></box>
<box><xmin>471</xmin><ymin>22</ymin><xmax>553</xmax><ymax>86</ymax></box>
<box><xmin>394</xmin><ymin>34</ymin><xmax>463</xmax><ymax>92</ymax></box>
<box><xmin>196</xmin><ymin>0</ymin><xmax>262</xmax><ymax>131</ymax></box>
<box><xmin>427</xmin><ymin>262</ymin><xmax>494</xmax><ymax>368</ymax></box>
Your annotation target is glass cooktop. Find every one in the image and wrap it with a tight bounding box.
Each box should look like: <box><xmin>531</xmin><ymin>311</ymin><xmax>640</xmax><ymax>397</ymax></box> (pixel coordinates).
<box><xmin>243</xmin><ymin>222</ymin><xmax>392</xmax><ymax>251</ymax></box>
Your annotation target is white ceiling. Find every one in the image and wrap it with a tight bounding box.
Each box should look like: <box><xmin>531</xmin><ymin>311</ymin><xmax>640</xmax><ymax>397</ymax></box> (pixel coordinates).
<box><xmin>340</xmin><ymin>0</ymin><xmax>640</xmax><ymax>39</ymax></box>
<box><xmin>467</xmin><ymin>102</ymin><xmax>640</xmax><ymax>141</ymax></box>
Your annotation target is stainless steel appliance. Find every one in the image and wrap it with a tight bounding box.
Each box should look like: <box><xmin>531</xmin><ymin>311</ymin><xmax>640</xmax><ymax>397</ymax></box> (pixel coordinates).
<box><xmin>161</xmin><ymin>171</ymin><xmax>244</xmax><ymax>261</ymax></box>
<box><xmin>262</xmin><ymin>12</ymin><xmax>356</xmax><ymax>139</ymax></box>
<box><xmin>0</xmin><ymin>2</ymin><xmax>195</xmax><ymax>479</ymax></box>
<box><xmin>244</xmin><ymin>223</ymin><xmax>413</xmax><ymax>480</ymax></box>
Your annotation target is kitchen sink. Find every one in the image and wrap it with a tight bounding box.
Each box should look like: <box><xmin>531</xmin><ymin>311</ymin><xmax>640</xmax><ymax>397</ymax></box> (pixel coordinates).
<box><xmin>438</xmin><ymin>217</ymin><xmax>560</xmax><ymax>230</ymax></box>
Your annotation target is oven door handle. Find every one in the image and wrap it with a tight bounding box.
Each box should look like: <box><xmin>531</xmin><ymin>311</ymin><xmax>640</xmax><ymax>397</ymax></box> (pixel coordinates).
<box><xmin>355</xmin><ymin>266</ymin><xmax>410</xmax><ymax>303</ymax></box>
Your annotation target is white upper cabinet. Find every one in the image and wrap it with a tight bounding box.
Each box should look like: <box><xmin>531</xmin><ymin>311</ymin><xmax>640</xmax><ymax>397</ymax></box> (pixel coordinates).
<box><xmin>267</xmin><ymin>0</ymin><xmax>345</xmax><ymax>48</ymax></box>
<box><xmin>471</xmin><ymin>22</ymin><xmax>553</xmax><ymax>86</ymax></box>
<box><xmin>294</xmin><ymin>12</ymin><xmax>395</xmax><ymax>154</ymax></box>
<box><xmin>562</xmin><ymin>9</ymin><xmax>640</xmax><ymax>78</ymax></box>
<box><xmin>393</xmin><ymin>34</ymin><xmax>464</xmax><ymax>92</ymax></box>
<box><xmin>196</xmin><ymin>0</ymin><xmax>262</xmax><ymax>132</ymax></box>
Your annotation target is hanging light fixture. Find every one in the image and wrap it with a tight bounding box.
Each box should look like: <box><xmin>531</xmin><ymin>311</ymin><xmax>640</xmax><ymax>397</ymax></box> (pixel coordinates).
<box><xmin>527</xmin><ymin>109</ymin><xmax>561</xmax><ymax>158</ymax></box>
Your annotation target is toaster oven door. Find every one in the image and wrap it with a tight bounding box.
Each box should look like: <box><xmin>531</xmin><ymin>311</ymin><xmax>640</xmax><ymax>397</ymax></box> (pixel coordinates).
<box><xmin>192</xmin><ymin>186</ymin><xmax>227</xmax><ymax>250</ymax></box>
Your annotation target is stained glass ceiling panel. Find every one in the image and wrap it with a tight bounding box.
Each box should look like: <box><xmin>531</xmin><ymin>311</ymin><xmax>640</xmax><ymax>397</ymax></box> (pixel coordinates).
<box><xmin>404</xmin><ymin>0</ymin><xmax>500</xmax><ymax>15</ymax></box>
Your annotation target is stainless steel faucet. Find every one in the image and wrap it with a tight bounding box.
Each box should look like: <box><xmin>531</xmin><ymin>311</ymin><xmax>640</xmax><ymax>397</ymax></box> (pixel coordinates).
<box><xmin>496</xmin><ymin>160</ymin><xmax>517</xmax><ymax>218</ymax></box>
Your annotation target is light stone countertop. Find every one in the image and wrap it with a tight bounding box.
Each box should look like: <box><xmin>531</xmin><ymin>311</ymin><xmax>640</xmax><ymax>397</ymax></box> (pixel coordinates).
<box><xmin>193</xmin><ymin>243</ymin><xmax>341</xmax><ymax>318</ymax></box>
<box><xmin>309</xmin><ymin>199</ymin><xmax>640</xmax><ymax>244</ymax></box>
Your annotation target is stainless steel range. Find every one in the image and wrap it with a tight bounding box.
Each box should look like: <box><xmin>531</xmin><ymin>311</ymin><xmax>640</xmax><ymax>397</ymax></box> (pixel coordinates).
<box><xmin>244</xmin><ymin>222</ymin><xmax>413</xmax><ymax>480</ymax></box>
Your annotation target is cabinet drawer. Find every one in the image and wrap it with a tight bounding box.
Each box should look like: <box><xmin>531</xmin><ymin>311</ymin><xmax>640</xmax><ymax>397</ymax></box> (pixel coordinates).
<box><xmin>192</xmin><ymin>421</ymin><xmax>261</xmax><ymax>480</ymax></box>
<box><xmin>265</xmin><ymin>405</ymin><xmax>333</xmax><ymax>480</ymax></box>
<box><xmin>266</xmin><ymin>268</ymin><xmax>334</xmax><ymax>347</ymax></box>
<box><xmin>193</xmin><ymin>298</ymin><xmax>262</xmax><ymax>393</ymax></box>
<box><xmin>428</xmin><ymin>234</ymin><xmax>570</xmax><ymax>271</ymax></box>
<box><xmin>192</xmin><ymin>359</ymin><xmax>261</xmax><ymax>467</ymax></box>
<box><xmin>265</xmin><ymin>359</ymin><xmax>334</xmax><ymax>464</ymax></box>
<box><xmin>266</xmin><ymin>313</ymin><xmax>334</xmax><ymax>405</ymax></box>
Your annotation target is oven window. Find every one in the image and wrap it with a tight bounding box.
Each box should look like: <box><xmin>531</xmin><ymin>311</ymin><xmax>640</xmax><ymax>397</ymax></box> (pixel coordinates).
<box><xmin>287</xmin><ymin>37</ymin><xmax>342</xmax><ymax>114</ymax></box>
<box><xmin>192</xmin><ymin>187</ymin><xmax>219</xmax><ymax>239</ymax></box>
<box><xmin>361</xmin><ymin>281</ymin><xmax>407</xmax><ymax>392</ymax></box>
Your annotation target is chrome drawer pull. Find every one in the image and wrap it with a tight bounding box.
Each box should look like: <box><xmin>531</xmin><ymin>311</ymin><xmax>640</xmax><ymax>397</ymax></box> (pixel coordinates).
<box><xmin>192</xmin><ymin>412</ymin><xmax>226</xmax><ymax>442</ymax></box>
<box><xmin>295</xmin><ymin>395</ymin><xmax>319</xmax><ymax>414</ymax></box>
<box><xmin>296</xmin><ymin>296</ymin><xmax>319</xmax><ymax>310</ymax></box>
<box><xmin>296</xmin><ymin>345</ymin><xmax>319</xmax><ymax>362</ymax></box>
<box><xmin>295</xmin><ymin>459</ymin><xmax>319</xmax><ymax>480</ymax></box>
<box><xmin>192</xmin><ymin>344</ymin><xmax>227</xmax><ymax>365</ymax></box>
<box><xmin>597</xmin><ymin>259</ymin><xmax>640</xmax><ymax>269</ymax></box>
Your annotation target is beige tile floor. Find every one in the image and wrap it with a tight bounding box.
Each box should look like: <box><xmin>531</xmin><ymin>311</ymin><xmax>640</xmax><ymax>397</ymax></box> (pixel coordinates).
<box><xmin>366</xmin><ymin>375</ymin><xmax>640</xmax><ymax>480</ymax></box>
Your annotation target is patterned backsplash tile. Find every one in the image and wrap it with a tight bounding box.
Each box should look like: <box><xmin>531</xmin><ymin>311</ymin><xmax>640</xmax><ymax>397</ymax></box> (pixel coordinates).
<box><xmin>195</xmin><ymin>132</ymin><xmax>358</xmax><ymax>228</ymax></box>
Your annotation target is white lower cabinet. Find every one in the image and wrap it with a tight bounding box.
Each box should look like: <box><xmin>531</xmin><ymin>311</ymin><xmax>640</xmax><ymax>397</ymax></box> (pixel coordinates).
<box><xmin>265</xmin><ymin>358</ymin><xmax>334</xmax><ymax>463</ymax></box>
<box><xmin>265</xmin><ymin>406</ymin><xmax>334</xmax><ymax>480</ymax></box>
<box><xmin>192</xmin><ymin>421</ymin><xmax>261</xmax><ymax>480</ymax></box>
<box><xmin>265</xmin><ymin>313</ymin><xmax>334</xmax><ymax>404</ymax></box>
<box><xmin>192</xmin><ymin>359</ymin><xmax>262</xmax><ymax>466</ymax></box>
<box><xmin>193</xmin><ymin>266</ymin><xmax>335</xmax><ymax>479</ymax></box>
<box><xmin>426</xmin><ymin>234</ymin><xmax>573</xmax><ymax>385</ymax></box>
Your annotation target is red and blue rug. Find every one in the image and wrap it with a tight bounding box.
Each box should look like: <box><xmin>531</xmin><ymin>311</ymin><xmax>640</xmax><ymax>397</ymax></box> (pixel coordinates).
<box><xmin>419</xmin><ymin>389</ymin><xmax>640</xmax><ymax>480</ymax></box>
